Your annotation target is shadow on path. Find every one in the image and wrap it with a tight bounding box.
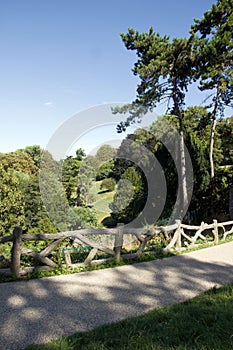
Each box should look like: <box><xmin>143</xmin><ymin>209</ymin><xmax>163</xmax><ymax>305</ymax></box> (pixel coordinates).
<box><xmin>0</xmin><ymin>242</ymin><xmax>232</xmax><ymax>350</ymax></box>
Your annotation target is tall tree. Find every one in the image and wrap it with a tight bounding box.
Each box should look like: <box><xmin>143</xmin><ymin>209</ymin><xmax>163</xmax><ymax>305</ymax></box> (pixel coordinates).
<box><xmin>95</xmin><ymin>145</ymin><xmax>116</xmax><ymax>164</ymax></box>
<box><xmin>62</xmin><ymin>153</ymin><xmax>83</xmax><ymax>205</ymax></box>
<box><xmin>22</xmin><ymin>175</ymin><xmax>48</xmax><ymax>229</ymax></box>
<box><xmin>0</xmin><ymin>151</ymin><xmax>38</xmax><ymax>175</ymax></box>
<box><xmin>110</xmin><ymin>166</ymin><xmax>144</xmax><ymax>224</ymax></box>
<box><xmin>217</xmin><ymin>116</ymin><xmax>233</xmax><ymax>165</ymax></box>
<box><xmin>95</xmin><ymin>145</ymin><xmax>116</xmax><ymax>181</ymax></box>
<box><xmin>18</xmin><ymin>145</ymin><xmax>43</xmax><ymax>168</ymax></box>
<box><xmin>76</xmin><ymin>156</ymin><xmax>96</xmax><ymax>206</ymax></box>
<box><xmin>0</xmin><ymin>165</ymin><xmax>25</xmax><ymax>236</ymax></box>
<box><xmin>113</xmin><ymin>28</ymin><xmax>196</xmax><ymax>218</ymax></box>
<box><xmin>191</xmin><ymin>0</ymin><xmax>233</xmax><ymax>180</ymax></box>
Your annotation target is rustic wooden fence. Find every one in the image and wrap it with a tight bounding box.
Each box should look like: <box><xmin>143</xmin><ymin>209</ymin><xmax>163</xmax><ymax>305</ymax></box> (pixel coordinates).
<box><xmin>0</xmin><ymin>219</ymin><xmax>232</xmax><ymax>278</ymax></box>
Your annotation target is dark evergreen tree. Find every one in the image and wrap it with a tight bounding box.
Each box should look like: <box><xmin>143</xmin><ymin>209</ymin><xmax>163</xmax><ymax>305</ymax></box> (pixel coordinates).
<box><xmin>22</xmin><ymin>175</ymin><xmax>48</xmax><ymax>229</ymax></box>
<box><xmin>110</xmin><ymin>166</ymin><xmax>145</xmax><ymax>224</ymax></box>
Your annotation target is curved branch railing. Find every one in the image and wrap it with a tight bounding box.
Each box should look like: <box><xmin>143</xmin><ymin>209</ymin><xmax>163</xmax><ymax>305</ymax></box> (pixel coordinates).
<box><xmin>0</xmin><ymin>219</ymin><xmax>232</xmax><ymax>278</ymax></box>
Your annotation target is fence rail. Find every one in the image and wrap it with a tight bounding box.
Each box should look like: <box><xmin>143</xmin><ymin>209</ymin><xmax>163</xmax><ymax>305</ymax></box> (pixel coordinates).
<box><xmin>0</xmin><ymin>219</ymin><xmax>233</xmax><ymax>278</ymax></box>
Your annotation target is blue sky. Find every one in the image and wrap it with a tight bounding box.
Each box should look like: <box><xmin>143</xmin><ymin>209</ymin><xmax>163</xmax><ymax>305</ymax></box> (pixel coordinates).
<box><xmin>0</xmin><ymin>0</ymin><xmax>217</xmax><ymax>154</ymax></box>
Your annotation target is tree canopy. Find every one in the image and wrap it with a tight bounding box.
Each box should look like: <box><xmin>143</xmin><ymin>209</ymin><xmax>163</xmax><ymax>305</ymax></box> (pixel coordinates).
<box><xmin>0</xmin><ymin>165</ymin><xmax>25</xmax><ymax>236</ymax></box>
<box><xmin>111</xmin><ymin>0</ymin><xmax>232</xmax><ymax>220</ymax></box>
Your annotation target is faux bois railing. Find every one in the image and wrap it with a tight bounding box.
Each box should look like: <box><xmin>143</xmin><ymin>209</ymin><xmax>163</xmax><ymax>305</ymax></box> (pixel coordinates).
<box><xmin>0</xmin><ymin>219</ymin><xmax>232</xmax><ymax>278</ymax></box>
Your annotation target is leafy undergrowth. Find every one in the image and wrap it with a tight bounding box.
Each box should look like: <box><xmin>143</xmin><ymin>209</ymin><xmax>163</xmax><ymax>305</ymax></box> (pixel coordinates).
<box><xmin>25</xmin><ymin>284</ymin><xmax>233</xmax><ymax>350</ymax></box>
<box><xmin>0</xmin><ymin>249</ymin><xmax>175</xmax><ymax>283</ymax></box>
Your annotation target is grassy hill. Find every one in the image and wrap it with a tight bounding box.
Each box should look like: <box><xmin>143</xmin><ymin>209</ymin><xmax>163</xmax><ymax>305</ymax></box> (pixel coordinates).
<box><xmin>89</xmin><ymin>180</ymin><xmax>116</xmax><ymax>225</ymax></box>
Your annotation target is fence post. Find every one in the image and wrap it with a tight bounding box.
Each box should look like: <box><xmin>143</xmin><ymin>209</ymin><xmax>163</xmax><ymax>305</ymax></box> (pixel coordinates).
<box><xmin>230</xmin><ymin>188</ymin><xmax>233</xmax><ymax>220</ymax></box>
<box><xmin>164</xmin><ymin>220</ymin><xmax>181</xmax><ymax>252</ymax></box>
<box><xmin>10</xmin><ymin>226</ymin><xmax>22</xmax><ymax>278</ymax></box>
<box><xmin>175</xmin><ymin>220</ymin><xmax>182</xmax><ymax>251</ymax></box>
<box><xmin>213</xmin><ymin>219</ymin><xmax>219</xmax><ymax>244</ymax></box>
<box><xmin>114</xmin><ymin>223</ymin><xmax>124</xmax><ymax>262</ymax></box>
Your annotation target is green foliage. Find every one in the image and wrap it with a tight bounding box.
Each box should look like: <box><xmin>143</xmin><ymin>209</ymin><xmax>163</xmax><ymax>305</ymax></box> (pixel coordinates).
<box><xmin>75</xmin><ymin>148</ymin><xmax>86</xmax><ymax>161</ymax></box>
<box><xmin>190</xmin><ymin>0</ymin><xmax>233</xmax><ymax>202</ymax></box>
<box><xmin>148</xmin><ymin>123</ymin><xmax>178</xmax><ymax>219</ymax></box>
<box><xmin>191</xmin><ymin>0</ymin><xmax>233</xmax><ymax>108</ymax></box>
<box><xmin>111</xmin><ymin>107</ymin><xmax>232</xmax><ymax>223</ymax></box>
<box><xmin>113</xmin><ymin>27</ymin><xmax>196</xmax><ymax>130</ymax></box>
<box><xmin>0</xmin><ymin>151</ymin><xmax>38</xmax><ymax>175</ymax></box>
<box><xmin>95</xmin><ymin>144</ymin><xmax>116</xmax><ymax>164</ymax></box>
<box><xmin>113</xmin><ymin>25</ymin><xmax>200</xmax><ymax>222</ymax></box>
<box><xmin>40</xmin><ymin>149</ymin><xmax>58</xmax><ymax>173</ymax></box>
<box><xmin>22</xmin><ymin>175</ymin><xmax>49</xmax><ymax>230</ymax></box>
<box><xmin>18</xmin><ymin>145</ymin><xmax>43</xmax><ymax>168</ymax></box>
<box><xmin>62</xmin><ymin>155</ymin><xmax>82</xmax><ymax>204</ymax></box>
<box><xmin>122</xmin><ymin>167</ymin><xmax>144</xmax><ymax>194</ymax></box>
<box><xmin>182</xmin><ymin>107</ymin><xmax>211</xmax><ymax>213</ymax></box>
<box><xmin>27</xmin><ymin>218</ymin><xmax>57</xmax><ymax>234</ymax></box>
<box><xmin>111</xmin><ymin>119</ymin><xmax>180</xmax><ymax>224</ymax></box>
<box><xmin>213</xmin><ymin>166</ymin><xmax>233</xmax><ymax>216</ymax></box>
<box><xmin>72</xmin><ymin>206</ymin><xmax>98</xmax><ymax>228</ymax></box>
<box><xmin>76</xmin><ymin>156</ymin><xmax>97</xmax><ymax>206</ymax></box>
<box><xmin>96</xmin><ymin>160</ymin><xmax>114</xmax><ymax>180</ymax></box>
<box><xmin>179</xmin><ymin>108</ymin><xmax>233</xmax><ymax>220</ymax></box>
<box><xmin>110</xmin><ymin>166</ymin><xmax>145</xmax><ymax>224</ymax></box>
<box><xmin>111</xmin><ymin>153</ymin><xmax>134</xmax><ymax>182</ymax></box>
<box><xmin>61</xmin><ymin>149</ymin><xmax>85</xmax><ymax>204</ymax></box>
<box><xmin>111</xmin><ymin>1</ymin><xmax>232</xmax><ymax>222</ymax></box>
<box><xmin>40</xmin><ymin>163</ymin><xmax>77</xmax><ymax>232</ymax></box>
<box><xmin>100</xmin><ymin>178</ymin><xmax>116</xmax><ymax>192</ymax></box>
<box><xmin>217</xmin><ymin>116</ymin><xmax>233</xmax><ymax>165</ymax></box>
<box><xmin>0</xmin><ymin>165</ymin><xmax>25</xmax><ymax>236</ymax></box>
<box><xmin>0</xmin><ymin>2</ymin><xmax>232</xmax><ymax>234</ymax></box>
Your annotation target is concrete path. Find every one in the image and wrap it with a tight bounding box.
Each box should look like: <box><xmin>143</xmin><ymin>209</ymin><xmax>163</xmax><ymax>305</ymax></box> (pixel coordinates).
<box><xmin>0</xmin><ymin>242</ymin><xmax>233</xmax><ymax>350</ymax></box>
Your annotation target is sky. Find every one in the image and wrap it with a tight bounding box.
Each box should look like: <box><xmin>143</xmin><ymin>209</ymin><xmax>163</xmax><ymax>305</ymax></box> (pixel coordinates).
<box><xmin>0</xmin><ymin>0</ymin><xmax>218</xmax><ymax>155</ymax></box>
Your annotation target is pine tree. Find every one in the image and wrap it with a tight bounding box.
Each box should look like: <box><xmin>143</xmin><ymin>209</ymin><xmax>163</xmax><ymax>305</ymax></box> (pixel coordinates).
<box><xmin>113</xmin><ymin>28</ymin><xmax>196</xmax><ymax>218</ymax></box>
<box><xmin>191</xmin><ymin>0</ymin><xmax>233</xmax><ymax>179</ymax></box>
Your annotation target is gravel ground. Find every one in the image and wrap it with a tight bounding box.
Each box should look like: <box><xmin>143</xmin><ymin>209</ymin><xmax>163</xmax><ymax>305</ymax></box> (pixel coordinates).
<box><xmin>0</xmin><ymin>241</ymin><xmax>233</xmax><ymax>350</ymax></box>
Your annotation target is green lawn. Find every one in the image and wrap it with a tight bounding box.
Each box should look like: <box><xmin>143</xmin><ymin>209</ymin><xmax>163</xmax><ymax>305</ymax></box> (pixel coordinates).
<box><xmin>90</xmin><ymin>180</ymin><xmax>116</xmax><ymax>224</ymax></box>
<box><xmin>26</xmin><ymin>284</ymin><xmax>233</xmax><ymax>350</ymax></box>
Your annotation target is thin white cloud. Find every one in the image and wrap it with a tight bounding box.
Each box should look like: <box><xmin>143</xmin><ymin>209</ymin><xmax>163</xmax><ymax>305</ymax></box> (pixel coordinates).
<box><xmin>44</xmin><ymin>101</ymin><xmax>53</xmax><ymax>107</ymax></box>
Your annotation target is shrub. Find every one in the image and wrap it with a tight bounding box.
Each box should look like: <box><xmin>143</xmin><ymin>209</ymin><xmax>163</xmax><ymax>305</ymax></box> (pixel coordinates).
<box><xmin>72</xmin><ymin>206</ymin><xmax>98</xmax><ymax>228</ymax></box>
<box><xmin>100</xmin><ymin>178</ymin><xmax>116</xmax><ymax>192</ymax></box>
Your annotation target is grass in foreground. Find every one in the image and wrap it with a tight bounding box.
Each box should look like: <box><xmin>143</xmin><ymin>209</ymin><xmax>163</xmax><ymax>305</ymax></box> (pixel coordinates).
<box><xmin>25</xmin><ymin>284</ymin><xmax>233</xmax><ymax>350</ymax></box>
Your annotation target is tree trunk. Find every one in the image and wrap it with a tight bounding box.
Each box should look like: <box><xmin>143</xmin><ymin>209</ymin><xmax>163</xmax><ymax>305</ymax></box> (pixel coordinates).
<box><xmin>114</xmin><ymin>224</ymin><xmax>124</xmax><ymax>262</ymax></box>
<box><xmin>172</xmin><ymin>82</ymin><xmax>189</xmax><ymax>220</ymax></box>
<box><xmin>210</xmin><ymin>117</ymin><xmax>217</xmax><ymax>179</ymax></box>
<box><xmin>10</xmin><ymin>226</ymin><xmax>22</xmax><ymax>278</ymax></box>
<box><xmin>209</xmin><ymin>88</ymin><xmax>220</xmax><ymax>217</ymax></box>
<box><xmin>179</xmin><ymin>126</ymin><xmax>189</xmax><ymax>214</ymax></box>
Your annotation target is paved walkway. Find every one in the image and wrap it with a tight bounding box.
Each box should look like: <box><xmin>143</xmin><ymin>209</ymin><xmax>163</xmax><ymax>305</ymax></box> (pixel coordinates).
<box><xmin>0</xmin><ymin>242</ymin><xmax>233</xmax><ymax>350</ymax></box>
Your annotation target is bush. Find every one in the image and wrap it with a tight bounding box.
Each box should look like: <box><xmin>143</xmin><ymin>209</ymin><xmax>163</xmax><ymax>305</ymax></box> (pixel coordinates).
<box><xmin>100</xmin><ymin>178</ymin><xmax>116</xmax><ymax>192</ymax></box>
<box><xmin>72</xmin><ymin>207</ymin><xmax>98</xmax><ymax>228</ymax></box>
